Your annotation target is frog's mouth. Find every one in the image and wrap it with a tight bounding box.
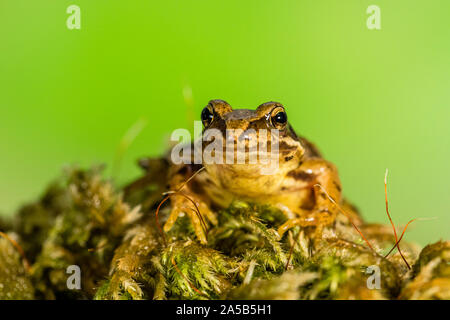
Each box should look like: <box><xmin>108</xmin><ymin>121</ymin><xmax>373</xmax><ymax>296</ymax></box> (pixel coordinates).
<box><xmin>201</xmin><ymin>145</ymin><xmax>285</xmax><ymax>178</ymax></box>
<box><xmin>201</xmin><ymin>145</ymin><xmax>281</xmax><ymax>167</ymax></box>
<box><xmin>201</xmin><ymin>129</ymin><xmax>284</xmax><ymax>167</ymax></box>
<box><xmin>209</xmin><ymin>161</ymin><xmax>279</xmax><ymax>178</ymax></box>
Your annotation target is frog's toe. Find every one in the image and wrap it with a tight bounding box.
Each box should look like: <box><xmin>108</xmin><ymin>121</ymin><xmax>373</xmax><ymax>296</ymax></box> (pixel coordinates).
<box><xmin>277</xmin><ymin>218</ymin><xmax>303</xmax><ymax>238</ymax></box>
<box><xmin>163</xmin><ymin>192</ymin><xmax>215</xmax><ymax>244</ymax></box>
<box><xmin>199</xmin><ymin>202</ymin><xmax>217</xmax><ymax>226</ymax></box>
<box><xmin>163</xmin><ymin>207</ymin><xmax>182</xmax><ymax>233</ymax></box>
<box><xmin>163</xmin><ymin>202</ymin><xmax>208</xmax><ymax>244</ymax></box>
<box><xmin>186</xmin><ymin>208</ymin><xmax>208</xmax><ymax>244</ymax></box>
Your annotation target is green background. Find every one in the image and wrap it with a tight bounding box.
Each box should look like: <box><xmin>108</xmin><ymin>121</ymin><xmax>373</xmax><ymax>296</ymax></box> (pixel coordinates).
<box><xmin>1</xmin><ymin>1</ymin><xmax>449</xmax><ymax>245</ymax></box>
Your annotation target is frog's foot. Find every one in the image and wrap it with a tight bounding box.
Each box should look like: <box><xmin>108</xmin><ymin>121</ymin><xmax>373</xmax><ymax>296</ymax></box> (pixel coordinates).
<box><xmin>163</xmin><ymin>192</ymin><xmax>217</xmax><ymax>244</ymax></box>
<box><xmin>277</xmin><ymin>208</ymin><xmax>336</xmax><ymax>239</ymax></box>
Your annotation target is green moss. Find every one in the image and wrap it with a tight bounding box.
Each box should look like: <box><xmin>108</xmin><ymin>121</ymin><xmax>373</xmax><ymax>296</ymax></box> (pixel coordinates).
<box><xmin>412</xmin><ymin>241</ymin><xmax>450</xmax><ymax>278</ymax></box>
<box><xmin>0</xmin><ymin>236</ymin><xmax>34</xmax><ymax>299</ymax></box>
<box><xmin>399</xmin><ymin>241</ymin><xmax>450</xmax><ymax>299</ymax></box>
<box><xmin>160</xmin><ymin>241</ymin><xmax>233</xmax><ymax>299</ymax></box>
<box><xmin>209</xmin><ymin>202</ymin><xmax>288</xmax><ymax>279</ymax></box>
<box><xmin>1</xmin><ymin>166</ymin><xmax>449</xmax><ymax>300</ymax></box>
<box><xmin>226</xmin><ymin>271</ymin><xmax>318</xmax><ymax>300</ymax></box>
<box><xmin>9</xmin><ymin>167</ymin><xmax>143</xmax><ymax>299</ymax></box>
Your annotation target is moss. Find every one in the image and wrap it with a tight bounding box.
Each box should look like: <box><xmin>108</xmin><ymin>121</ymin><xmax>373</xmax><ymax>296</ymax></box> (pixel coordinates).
<box><xmin>412</xmin><ymin>241</ymin><xmax>450</xmax><ymax>278</ymax></box>
<box><xmin>226</xmin><ymin>271</ymin><xmax>318</xmax><ymax>300</ymax></box>
<box><xmin>209</xmin><ymin>202</ymin><xmax>288</xmax><ymax>279</ymax></box>
<box><xmin>160</xmin><ymin>241</ymin><xmax>233</xmax><ymax>299</ymax></box>
<box><xmin>0</xmin><ymin>236</ymin><xmax>34</xmax><ymax>299</ymax></box>
<box><xmin>1</xmin><ymin>165</ymin><xmax>449</xmax><ymax>300</ymax></box>
<box><xmin>9</xmin><ymin>167</ymin><xmax>142</xmax><ymax>299</ymax></box>
<box><xmin>310</xmin><ymin>239</ymin><xmax>401</xmax><ymax>299</ymax></box>
<box><xmin>399</xmin><ymin>241</ymin><xmax>450</xmax><ymax>299</ymax></box>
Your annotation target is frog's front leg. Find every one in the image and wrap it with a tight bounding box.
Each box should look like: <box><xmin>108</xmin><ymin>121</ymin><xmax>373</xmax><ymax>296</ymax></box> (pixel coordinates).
<box><xmin>278</xmin><ymin>158</ymin><xmax>342</xmax><ymax>238</ymax></box>
<box><xmin>163</xmin><ymin>164</ymin><xmax>217</xmax><ymax>244</ymax></box>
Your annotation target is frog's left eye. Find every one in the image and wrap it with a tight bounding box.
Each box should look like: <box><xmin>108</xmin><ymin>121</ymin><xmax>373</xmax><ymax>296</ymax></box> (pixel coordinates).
<box><xmin>271</xmin><ymin>108</ymin><xmax>288</xmax><ymax>128</ymax></box>
<box><xmin>201</xmin><ymin>105</ymin><xmax>214</xmax><ymax>127</ymax></box>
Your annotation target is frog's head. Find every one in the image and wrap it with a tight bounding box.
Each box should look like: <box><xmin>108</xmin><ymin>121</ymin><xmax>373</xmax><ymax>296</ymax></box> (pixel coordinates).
<box><xmin>199</xmin><ymin>99</ymin><xmax>304</xmax><ymax>177</ymax></box>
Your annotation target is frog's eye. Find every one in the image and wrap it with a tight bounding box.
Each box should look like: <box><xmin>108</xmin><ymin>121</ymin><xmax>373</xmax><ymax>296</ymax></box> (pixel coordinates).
<box><xmin>271</xmin><ymin>108</ymin><xmax>288</xmax><ymax>128</ymax></box>
<box><xmin>201</xmin><ymin>105</ymin><xmax>214</xmax><ymax>127</ymax></box>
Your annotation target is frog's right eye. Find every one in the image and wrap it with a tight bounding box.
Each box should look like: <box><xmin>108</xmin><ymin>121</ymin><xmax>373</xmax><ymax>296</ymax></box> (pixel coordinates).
<box><xmin>201</xmin><ymin>105</ymin><xmax>214</xmax><ymax>127</ymax></box>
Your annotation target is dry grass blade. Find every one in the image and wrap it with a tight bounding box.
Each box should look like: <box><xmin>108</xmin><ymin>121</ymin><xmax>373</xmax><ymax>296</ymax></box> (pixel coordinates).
<box><xmin>285</xmin><ymin>230</ymin><xmax>302</xmax><ymax>271</ymax></box>
<box><xmin>112</xmin><ymin>117</ymin><xmax>148</xmax><ymax>180</ymax></box>
<box><xmin>384</xmin><ymin>219</ymin><xmax>417</xmax><ymax>259</ymax></box>
<box><xmin>384</xmin><ymin>169</ymin><xmax>410</xmax><ymax>269</ymax></box>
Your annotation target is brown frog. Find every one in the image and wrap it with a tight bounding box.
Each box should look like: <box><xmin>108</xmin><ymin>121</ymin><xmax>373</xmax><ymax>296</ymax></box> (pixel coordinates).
<box><xmin>146</xmin><ymin>100</ymin><xmax>348</xmax><ymax>244</ymax></box>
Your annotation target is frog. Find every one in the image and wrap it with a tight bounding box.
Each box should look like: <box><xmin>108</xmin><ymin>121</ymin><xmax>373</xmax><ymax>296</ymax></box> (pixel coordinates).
<box><xmin>151</xmin><ymin>99</ymin><xmax>348</xmax><ymax>244</ymax></box>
